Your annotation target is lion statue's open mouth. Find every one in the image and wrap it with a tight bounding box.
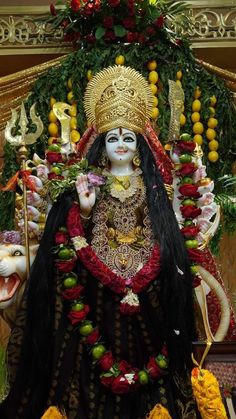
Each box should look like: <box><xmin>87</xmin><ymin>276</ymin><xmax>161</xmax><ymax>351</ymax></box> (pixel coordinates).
<box><xmin>0</xmin><ymin>273</ymin><xmax>21</xmax><ymax>304</ymax></box>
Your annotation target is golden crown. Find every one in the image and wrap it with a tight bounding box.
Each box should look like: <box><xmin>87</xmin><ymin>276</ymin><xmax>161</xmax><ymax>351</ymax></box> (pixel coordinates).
<box><xmin>84</xmin><ymin>66</ymin><xmax>153</xmax><ymax>134</ymax></box>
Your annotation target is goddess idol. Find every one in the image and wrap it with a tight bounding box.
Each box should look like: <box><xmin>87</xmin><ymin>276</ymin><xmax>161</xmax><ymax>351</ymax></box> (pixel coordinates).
<box><xmin>0</xmin><ymin>66</ymin><xmax>198</xmax><ymax>418</ymax></box>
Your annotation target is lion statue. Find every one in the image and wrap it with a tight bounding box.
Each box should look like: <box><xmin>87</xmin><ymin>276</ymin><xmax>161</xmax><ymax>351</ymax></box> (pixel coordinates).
<box><xmin>0</xmin><ymin>237</ymin><xmax>39</xmax><ymax>329</ymax></box>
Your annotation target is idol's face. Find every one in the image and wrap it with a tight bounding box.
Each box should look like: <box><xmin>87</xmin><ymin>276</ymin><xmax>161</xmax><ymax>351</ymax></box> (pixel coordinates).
<box><xmin>105</xmin><ymin>128</ymin><xmax>137</xmax><ymax>166</ymax></box>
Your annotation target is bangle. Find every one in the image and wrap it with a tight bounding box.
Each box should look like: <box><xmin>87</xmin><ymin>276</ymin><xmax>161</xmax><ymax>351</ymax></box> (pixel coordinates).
<box><xmin>80</xmin><ymin>212</ymin><xmax>92</xmax><ymax>220</ymax></box>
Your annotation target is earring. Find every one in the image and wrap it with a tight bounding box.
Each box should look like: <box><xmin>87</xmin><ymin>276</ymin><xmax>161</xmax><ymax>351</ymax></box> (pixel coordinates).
<box><xmin>132</xmin><ymin>151</ymin><xmax>141</xmax><ymax>167</ymax></box>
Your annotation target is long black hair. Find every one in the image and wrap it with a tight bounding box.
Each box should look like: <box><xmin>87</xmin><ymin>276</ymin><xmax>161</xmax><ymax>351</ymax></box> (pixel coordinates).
<box><xmin>87</xmin><ymin>133</ymin><xmax>196</xmax><ymax>369</ymax></box>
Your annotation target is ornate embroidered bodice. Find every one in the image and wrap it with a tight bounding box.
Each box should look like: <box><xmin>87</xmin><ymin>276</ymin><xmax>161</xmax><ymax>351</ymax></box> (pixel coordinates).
<box><xmin>91</xmin><ymin>172</ymin><xmax>154</xmax><ymax>278</ymax></box>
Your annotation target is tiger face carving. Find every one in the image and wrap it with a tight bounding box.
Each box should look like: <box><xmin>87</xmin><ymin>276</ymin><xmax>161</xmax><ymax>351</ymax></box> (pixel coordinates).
<box><xmin>0</xmin><ymin>244</ymin><xmax>39</xmax><ymax>310</ymax></box>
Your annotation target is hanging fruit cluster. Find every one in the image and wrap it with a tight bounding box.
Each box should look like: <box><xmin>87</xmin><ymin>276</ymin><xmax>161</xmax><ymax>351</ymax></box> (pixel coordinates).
<box><xmin>176</xmin><ymin>70</ymin><xmax>186</xmax><ymax>128</ymax></box>
<box><xmin>147</xmin><ymin>60</ymin><xmax>159</xmax><ymax>120</ymax></box>
<box><xmin>207</xmin><ymin>96</ymin><xmax>219</xmax><ymax>163</ymax></box>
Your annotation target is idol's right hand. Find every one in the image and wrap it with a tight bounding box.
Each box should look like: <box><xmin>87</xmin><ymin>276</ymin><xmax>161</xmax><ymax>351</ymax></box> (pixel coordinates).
<box><xmin>75</xmin><ymin>174</ymin><xmax>96</xmax><ymax>217</ymax></box>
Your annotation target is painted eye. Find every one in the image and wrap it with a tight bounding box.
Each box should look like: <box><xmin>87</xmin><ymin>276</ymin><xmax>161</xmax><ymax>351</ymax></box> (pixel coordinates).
<box><xmin>123</xmin><ymin>136</ymin><xmax>135</xmax><ymax>142</ymax></box>
<box><xmin>12</xmin><ymin>250</ymin><xmax>23</xmax><ymax>256</ymax></box>
<box><xmin>107</xmin><ymin>137</ymin><xmax>118</xmax><ymax>143</ymax></box>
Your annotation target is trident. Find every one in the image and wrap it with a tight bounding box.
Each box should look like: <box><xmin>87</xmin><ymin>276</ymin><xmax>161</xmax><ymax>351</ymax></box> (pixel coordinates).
<box><xmin>4</xmin><ymin>102</ymin><xmax>44</xmax><ymax>277</ymax></box>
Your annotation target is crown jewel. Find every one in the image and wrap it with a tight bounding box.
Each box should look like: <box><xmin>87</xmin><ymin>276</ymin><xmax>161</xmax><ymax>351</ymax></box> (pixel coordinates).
<box><xmin>84</xmin><ymin>66</ymin><xmax>153</xmax><ymax>134</ymax></box>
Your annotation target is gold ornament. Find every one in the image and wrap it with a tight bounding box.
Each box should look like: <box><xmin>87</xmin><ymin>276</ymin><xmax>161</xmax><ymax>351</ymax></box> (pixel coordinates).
<box><xmin>132</xmin><ymin>151</ymin><xmax>141</xmax><ymax>167</ymax></box>
<box><xmin>84</xmin><ymin>66</ymin><xmax>153</xmax><ymax>134</ymax></box>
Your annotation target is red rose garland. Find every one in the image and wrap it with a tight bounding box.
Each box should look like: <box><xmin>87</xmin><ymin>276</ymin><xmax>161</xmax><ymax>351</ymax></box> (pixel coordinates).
<box><xmin>53</xmin><ymin>222</ymin><xmax>169</xmax><ymax>395</ymax></box>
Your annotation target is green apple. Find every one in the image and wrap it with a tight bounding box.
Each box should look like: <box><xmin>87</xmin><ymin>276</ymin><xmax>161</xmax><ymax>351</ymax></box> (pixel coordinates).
<box><xmin>180</xmin><ymin>133</ymin><xmax>192</xmax><ymax>142</ymax></box>
<box><xmin>181</xmin><ymin>199</ymin><xmax>196</xmax><ymax>206</ymax></box>
<box><xmin>138</xmin><ymin>370</ymin><xmax>149</xmax><ymax>385</ymax></box>
<box><xmin>181</xmin><ymin>177</ymin><xmax>193</xmax><ymax>184</ymax></box>
<box><xmin>79</xmin><ymin>322</ymin><xmax>94</xmax><ymax>336</ymax></box>
<box><xmin>51</xmin><ymin>166</ymin><xmax>62</xmax><ymax>175</ymax></box>
<box><xmin>92</xmin><ymin>344</ymin><xmax>106</xmax><ymax>360</ymax></box>
<box><xmin>190</xmin><ymin>265</ymin><xmax>199</xmax><ymax>274</ymax></box>
<box><xmin>48</xmin><ymin>144</ymin><xmax>61</xmax><ymax>153</ymax></box>
<box><xmin>156</xmin><ymin>356</ymin><xmax>168</xmax><ymax>369</ymax></box>
<box><xmin>72</xmin><ymin>302</ymin><xmax>84</xmax><ymax>311</ymax></box>
<box><xmin>184</xmin><ymin>220</ymin><xmax>194</xmax><ymax>227</ymax></box>
<box><xmin>58</xmin><ymin>247</ymin><xmax>71</xmax><ymax>260</ymax></box>
<box><xmin>185</xmin><ymin>239</ymin><xmax>198</xmax><ymax>249</ymax></box>
<box><xmin>63</xmin><ymin>277</ymin><xmax>77</xmax><ymax>288</ymax></box>
<box><xmin>179</xmin><ymin>154</ymin><xmax>192</xmax><ymax>163</ymax></box>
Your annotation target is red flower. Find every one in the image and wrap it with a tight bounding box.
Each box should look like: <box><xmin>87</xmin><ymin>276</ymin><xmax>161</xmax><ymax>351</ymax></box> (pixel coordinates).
<box><xmin>55</xmin><ymin>258</ymin><xmax>77</xmax><ymax>273</ymax></box>
<box><xmin>178</xmin><ymin>141</ymin><xmax>196</xmax><ymax>153</ymax></box>
<box><xmin>147</xmin><ymin>357</ymin><xmax>162</xmax><ymax>379</ymax></box>
<box><xmin>181</xmin><ymin>226</ymin><xmax>200</xmax><ymax>239</ymax></box>
<box><xmin>138</xmin><ymin>34</ymin><xmax>146</xmax><ymax>44</ymax></box>
<box><xmin>146</xmin><ymin>26</ymin><xmax>156</xmax><ymax>36</ymax></box>
<box><xmin>179</xmin><ymin>184</ymin><xmax>200</xmax><ymax>198</ymax></box>
<box><xmin>50</xmin><ymin>3</ymin><xmax>57</xmax><ymax>16</ymax></box>
<box><xmin>104</xmin><ymin>30</ymin><xmax>116</xmax><ymax>41</ymax></box>
<box><xmin>154</xmin><ymin>15</ymin><xmax>164</xmax><ymax>29</ymax></box>
<box><xmin>118</xmin><ymin>360</ymin><xmax>131</xmax><ymax>374</ymax></box>
<box><xmin>46</xmin><ymin>152</ymin><xmax>63</xmax><ymax>164</ymax></box>
<box><xmin>62</xmin><ymin>284</ymin><xmax>84</xmax><ymax>300</ymax></box>
<box><xmin>126</xmin><ymin>32</ymin><xmax>138</xmax><ymax>43</ymax></box>
<box><xmin>187</xmin><ymin>249</ymin><xmax>204</xmax><ymax>263</ymax></box>
<box><xmin>99</xmin><ymin>351</ymin><xmax>115</xmax><ymax>371</ymax></box>
<box><xmin>70</xmin><ymin>0</ymin><xmax>80</xmax><ymax>12</ymax></box>
<box><xmin>68</xmin><ymin>304</ymin><xmax>89</xmax><ymax>325</ymax></box>
<box><xmin>180</xmin><ymin>205</ymin><xmax>202</xmax><ymax>219</ymax></box>
<box><xmin>122</xmin><ymin>17</ymin><xmax>136</xmax><ymax>30</ymax></box>
<box><xmin>111</xmin><ymin>376</ymin><xmax>131</xmax><ymax>394</ymax></box>
<box><xmin>55</xmin><ymin>231</ymin><xmax>68</xmax><ymax>245</ymax></box>
<box><xmin>103</xmin><ymin>16</ymin><xmax>114</xmax><ymax>28</ymax></box>
<box><xmin>85</xmin><ymin>34</ymin><xmax>96</xmax><ymax>43</ymax></box>
<box><xmin>177</xmin><ymin>163</ymin><xmax>197</xmax><ymax>176</ymax></box>
<box><xmin>181</xmin><ymin>225</ymin><xmax>200</xmax><ymax>238</ymax></box>
<box><xmin>101</xmin><ymin>375</ymin><xmax>114</xmax><ymax>388</ymax></box>
<box><xmin>120</xmin><ymin>302</ymin><xmax>140</xmax><ymax>315</ymax></box>
<box><xmin>108</xmin><ymin>0</ymin><xmax>120</xmax><ymax>6</ymax></box>
<box><xmin>86</xmin><ymin>328</ymin><xmax>100</xmax><ymax>345</ymax></box>
<box><xmin>48</xmin><ymin>173</ymin><xmax>64</xmax><ymax>180</ymax></box>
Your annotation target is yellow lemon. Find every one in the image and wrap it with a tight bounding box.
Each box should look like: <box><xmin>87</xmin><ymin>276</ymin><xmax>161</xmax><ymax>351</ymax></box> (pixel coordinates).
<box><xmin>208</xmin><ymin>150</ymin><xmax>219</xmax><ymax>162</ymax></box>
<box><xmin>208</xmin><ymin>140</ymin><xmax>219</xmax><ymax>151</ymax></box>
<box><xmin>207</xmin><ymin>117</ymin><xmax>218</xmax><ymax>129</ymax></box>
<box><xmin>193</xmin><ymin>122</ymin><xmax>204</xmax><ymax>135</ymax></box>
<box><xmin>210</xmin><ymin>95</ymin><xmax>217</xmax><ymax>106</ymax></box>
<box><xmin>192</xmin><ymin>99</ymin><xmax>201</xmax><ymax>112</ymax></box>
<box><xmin>67</xmin><ymin>91</ymin><xmax>74</xmax><ymax>104</ymax></box>
<box><xmin>67</xmin><ymin>78</ymin><xmax>73</xmax><ymax>90</ymax></box>
<box><xmin>69</xmin><ymin>104</ymin><xmax>77</xmax><ymax>117</ymax></box>
<box><xmin>70</xmin><ymin>130</ymin><xmax>81</xmax><ymax>143</ymax></box>
<box><xmin>209</xmin><ymin>106</ymin><xmax>216</xmax><ymax>116</ymax></box>
<box><xmin>48</xmin><ymin>110</ymin><xmax>57</xmax><ymax>123</ymax></box>
<box><xmin>206</xmin><ymin>128</ymin><xmax>216</xmax><ymax>141</ymax></box>
<box><xmin>147</xmin><ymin>60</ymin><xmax>157</xmax><ymax>71</ymax></box>
<box><xmin>191</xmin><ymin>112</ymin><xmax>200</xmax><ymax>123</ymax></box>
<box><xmin>194</xmin><ymin>87</ymin><xmax>201</xmax><ymax>99</ymax></box>
<box><xmin>70</xmin><ymin>116</ymin><xmax>77</xmax><ymax>130</ymax></box>
<box><xmin>164</xmin><ymin>143</ymin><xmax>171</xmax><ymax>151</ymax></box>
<box><xmin>50</xmin><ymin>97</ymin><xmax>56</xmax><ymax>108</ymax></box>
<box><xmin>115</xmin><ymin>55</ymin><xmax>125</xmax><ymax>65</ymax></box>
<box><xmin>153</xmin><ymin>96</ymin><xmax>158</xmax><ymax>107</ymax></box>
<box><xmin>176</xmin><ymin>70</ymin><xmax>183</xmax><ymax>80</ymax></box>
<box><xmin>148</xmin><ymin>71</ymin><xmax>159</xmax><ymax>84</ymax></box>
<box><xmin>180</xmin><ymin>114</ymin><xmax>186</xmax><ymax>126</ymax></box>
<box><xmin>48</xmin><ymin>122</ymin><xmax>59</xmax><ymax>137</ymax></box>
<box><xmin>193</xmin><ymin>134</ymin><xmax>203</xmax><ymax>146</ymax></box>
<box><xmin>175</xmin><ymin>80</ymin><xmax>182</xmax><ymax>87</ymax></box>
<box><xmin>151</xmin><ymin>107</ymin><xmax>159</xmax><ymax>119</ymax></box>
<box><xmin>87</xmin><ymin>69</ymin><xmax>93</xmax><ymax>81</ymax></box>
<box><xmin>149</xmin><ymin>83</ymin><xmax>158</xmax><ymax>95</ymax></box>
